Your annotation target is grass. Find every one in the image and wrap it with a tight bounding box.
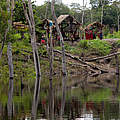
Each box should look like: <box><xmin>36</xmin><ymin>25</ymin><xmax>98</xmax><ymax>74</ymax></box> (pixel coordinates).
<box><xmin>55</xmin><ymin>39</ymin><xmax>112</xmax><ymax>56</ymax></box>
<box><xmin>105</xmin><ymin>31</ymin><xmax>120</xmax><ymax>39</ymax></box>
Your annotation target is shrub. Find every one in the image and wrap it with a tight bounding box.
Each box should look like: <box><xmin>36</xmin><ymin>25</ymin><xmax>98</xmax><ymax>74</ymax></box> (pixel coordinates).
<box><xmin>88</xmin><ymin>40</ymin><xmax>111</xmax><ymax>55</ymax></box>
<box><xmin>78</xmin><ymin>40</ymin><xmax>111</xmax><ymax>56</ymax></box>
<box><xmin>105</xmin><ymin>31</ymin><xmax>120</xmax><ymax>39</ymax></box>
<box><xmin>77</xmin><ymin>40</ymin><xmax>88</xmax><ymax>49</ymax></box>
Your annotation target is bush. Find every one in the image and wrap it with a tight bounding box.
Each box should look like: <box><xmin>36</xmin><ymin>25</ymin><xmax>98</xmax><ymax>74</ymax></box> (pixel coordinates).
<box><xmin>78</xmin><ymin>40</ymin><xmax>111</xmax><ymax>56</ymax></box>
<box><xmin>88</xmin><ymin>40</ymin><xmax>111</xmax><ymax>55</ymax></box>
<box><xmin>77</xmin><ymin>40</ymin><xmax>88</xmax><ymax>49</ymax></box>
<box><xmin>105</xmin><ymin>31</ymin><xmax>120</xmax><ymax>39</ymax></box>
<box><xmin>114</xmin><ymin>40</ymin><xmax>120</xmax><ymax>48</ymax></box>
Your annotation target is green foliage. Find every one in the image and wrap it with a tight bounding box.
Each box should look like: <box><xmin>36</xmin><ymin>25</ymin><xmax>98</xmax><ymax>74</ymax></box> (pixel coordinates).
<box><xmin>36</xmin><ymin>2</ymin><xmax>71</xmax><ymax>20</ymax></box>
<box><xmin>89</xmin><ymin>40</ymin><xmax>111</xmax><ymax>55</ymax></box>
<box><xmin>22</xmin><ymin>33</ymin><xmax>30</xmax><ymax>46</ymax></box>
<box><xmin>13</xmin><ymin>0</ymin><xmax>27</xmax><ymax>23</ymax></box>
<box><xmin>114</xmin><ymin>40</ymin><xmax>120</xmax><ymax>48</ymax></box>
<box><xmin>105</xmin><ymin>31</ymin><xmax>120</xmax><ymax>39</ymax></box>
<box><xmin>88</xmin><ymin>88</ymin><xmax>112</xmax><ymax>101</ymax></box>
<box><xmin>0</xmin><ymin>0</ymin><xmax>9</xmax><ymax>41</ymax></box>
<box><xmin>78</xmin><ymin>40</ymin><xmax>111</xmax><ymax>55</ymax></box>
<box><xmin>77</xmin><ymin>40</ymin><xmax>89</xmax><ymax>49</ymax></box>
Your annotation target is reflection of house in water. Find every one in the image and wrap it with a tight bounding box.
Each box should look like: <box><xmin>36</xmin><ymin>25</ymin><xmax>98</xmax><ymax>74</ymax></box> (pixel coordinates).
<box><xmin>76</xmin><ymin>112</ymin><xmax>100</xmax><ymax>120</ymax></box>
<box><xmin>76</xmin><ymin>113</ymin><xmax>93</xmax><ymax>120</ymax></box>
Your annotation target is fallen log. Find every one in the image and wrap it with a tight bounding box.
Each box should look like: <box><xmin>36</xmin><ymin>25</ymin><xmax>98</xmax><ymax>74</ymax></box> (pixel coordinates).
<box><xmin>54</xmin><ymin>49</ymin><xmax>110</xmax><ymax>74</ymax></box>
<box><xmin>85</xmin><ymin>52</ymin><xmax>120</xmax><ymax>62</ymax></box>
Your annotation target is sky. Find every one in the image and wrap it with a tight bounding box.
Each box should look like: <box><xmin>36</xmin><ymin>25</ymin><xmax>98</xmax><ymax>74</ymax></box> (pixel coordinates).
<box><xmin>32</xmin><ymin>0</ymin><xmax>91</xmax><ymax>8</ymax></box>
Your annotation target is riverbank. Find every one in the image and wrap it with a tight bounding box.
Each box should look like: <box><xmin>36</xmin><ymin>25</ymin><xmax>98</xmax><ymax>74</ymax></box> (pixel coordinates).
<box><xmin>0</xmin><ymin>39</ymin><xmax>120</xmax><ymax>89</ymax></box>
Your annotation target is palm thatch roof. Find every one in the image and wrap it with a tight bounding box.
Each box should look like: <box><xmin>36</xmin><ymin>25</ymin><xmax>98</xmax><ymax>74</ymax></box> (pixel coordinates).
<box><xmin>57</xmin><ymin>15</ymin><xmax>81</xmax><ymax>25</ymax></box>
<box><xmin>13</xmin><ymin>22</ymin><xmax>28</xmax><ymax>30</ymax></box>
<box><xmin>85</xmin><ymin>21</ymin><xmax>104</xmax><ymax>30</ymax></box>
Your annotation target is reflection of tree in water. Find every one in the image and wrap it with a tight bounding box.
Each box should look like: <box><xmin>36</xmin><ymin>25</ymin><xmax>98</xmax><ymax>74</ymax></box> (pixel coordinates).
<box><xmin>48</xmin><ymin>81</ymin><xmax>54</xmax><ymax>120</ymax></box>
<box><xmin>31</xmin><ymin>77</ymin><xmax>41</xmax><ymax>120</ymax></box>
<box><xmin>7</xmin><ymin>78</ymin><xmax>14</xmax><ymax>119</ymax></box>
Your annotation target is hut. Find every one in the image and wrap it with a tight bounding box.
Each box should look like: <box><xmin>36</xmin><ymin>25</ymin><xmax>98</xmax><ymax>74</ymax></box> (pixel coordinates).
<box><xmin>56</xmin><ymin>15</ymin><xmax>82</xmax><ymax>43</ymax></box>
<box><xmin>13</xmin><ymin>22</ymin><xmax>28</xmax><ymax>40</ymax></box>
<box><xmin>84</xmin><ymin>22</ymin><xmax>104</xmax><ymax>40</ymax></box>
<box><xmin>13</xmin><ymin>22</ymin><xmax>28</xmax><ymax>30</ymax></box>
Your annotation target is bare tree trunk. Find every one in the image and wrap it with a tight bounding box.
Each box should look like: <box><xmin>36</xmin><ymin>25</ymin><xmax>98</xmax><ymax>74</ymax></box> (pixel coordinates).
<box><xmin>45</xmin><ymin>0</ymin><xmax>50</xmax><ymax>54</ymax></box>
<box><xmin>49</xmin><ymin>25</ymin><xmax>54</xmax><ymax>119</ymax></box>
<box><xmin>115</xmin><ymin>55</ymin><xmax>119</xmax><ymax>93</ymax></box>
<box><xmin>7</xmin><ymin>42</ymin><xmax>14</xmax><ymax>119</ymax></box>
<box><xmin>51</xmin><ymin>0</ymin><xmax>67</xmax><ymax>118</ymax></box>
<box><xmin>90</xmin><ymin>9</ymin><xmax>93</xmax><ymax>23</ymax></box>
<box><xmin>118</xmin><ymin>15</ymin><xmax>120</xmax><ymax>31</ymax></box>
<box><xmin>82</xmin><ymin>0</ymin><xmax>85</xmax><ymax>26</ymax></box>
<box><xmin>101</xmin><ymin>5</ymin><xmax>103</xmax><ymax>25</ymax></box>
<box><xmin>22</xmin><ymin>0</ymin><xmax>42</xmax><ymax>119</ymax></box>
<box><xmin>22</xmin><ymin>0</ymin><xmax>41</xmax><ymax>84</ymax></box>
<box><xmin>45</xmin><ymin>0</ymin><xmax>50</xmax><ymax>19</ymax></box>
<box><xmin>101</xmin><ymin>0</ymin><xmax>104</xmax><ymax>25</ymax></box>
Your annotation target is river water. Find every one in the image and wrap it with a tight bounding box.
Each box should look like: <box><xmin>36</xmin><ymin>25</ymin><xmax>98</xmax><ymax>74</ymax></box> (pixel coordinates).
<box><xmin>0</xmin><ymin>73</ymin><xmax>120</xmax><ymax>120</ymax></box>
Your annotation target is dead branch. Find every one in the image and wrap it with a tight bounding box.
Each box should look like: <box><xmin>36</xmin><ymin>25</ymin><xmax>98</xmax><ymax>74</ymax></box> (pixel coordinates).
<box><xmin>85</xmin><ymin>52</ymin><xmax>120</xmax><ymax>62</ymax></box>
<box><xmin>54</xmin><ymin>49</ymin><xmax>111</xmax><ymax>74</ymax></box>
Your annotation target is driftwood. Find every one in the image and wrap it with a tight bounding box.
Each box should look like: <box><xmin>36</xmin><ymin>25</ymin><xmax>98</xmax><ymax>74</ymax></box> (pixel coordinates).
<box><xmin>19</xmin><ymin>48</ymin><xmax>110</xmax><ymax>75</ymax></box>
<box><xmin>54</xmin><ymin>49</ymin><xmax>110</xmax><ymax>74</ymax></box>
<box><xmin>85</xmin><ymin>52</ymin><xmax>120</xmax><ymax>62</ymax></box>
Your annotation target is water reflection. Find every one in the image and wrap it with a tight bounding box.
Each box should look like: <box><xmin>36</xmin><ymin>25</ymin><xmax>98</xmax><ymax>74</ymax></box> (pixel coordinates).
<box><xmin>7</xmin><ymin>78</ymin><xmax>14</xmax><ymax>119</ymax></box>
<box><xmin>31</xmin><ymin>77</ymin><xmax>41</xmax><ymax>119</ymax></box>
<box><xmin>1</xmin><ymin>73</ymin><xmax>120</xmax><ymax>119</ymax></box>
<box><xmin>48</xmin><ymin>80</ymin><xmax>54</xmax><ymax>120</ymax></box>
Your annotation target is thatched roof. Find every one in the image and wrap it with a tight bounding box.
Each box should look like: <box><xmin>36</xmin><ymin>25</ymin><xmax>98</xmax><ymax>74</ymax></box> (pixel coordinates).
<box><xmin>57</xmin><ymin>15</ymin><xmax>69</xmax><ymax>24</ymax></box>
<box><xmin>57</xmin><ymin>15</ymin><xmax>81</xmax><ymax>25</ymax></box>
<box><xmin>13</xmin><ymin>22</ymin><xmax>28</xmax><ymax>29</ymax></box>
<box><xmin>85</xmin><ymin>21</ymin><xmax>104</xmax><ymax>30</ymax></box>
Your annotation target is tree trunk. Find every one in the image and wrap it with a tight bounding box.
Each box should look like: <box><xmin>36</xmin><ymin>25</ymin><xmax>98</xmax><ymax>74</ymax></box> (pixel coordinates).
<box><xmin>90</xmin><ymin>9</ymin><xmax>93</xmax><ymax>23</ymax></box>
<box><xmin>45</xmin><ymin>0</ymin><xmax>50</xmax><ymax>19</ymax></box>
<box><xmin>101</xmin><ymin>0</ymin><xmax>104</xmax><ymax>25</ymax></box>
<box><xmin>49</xmin><ymin>25</ymin><xmax>54</xmax><ymax>119</ymax></box>
<box><xmin>7</xmin><ymin>42</ymin><xmax>14</xmax><ymax>119</ymax></box>
<box><xmin>118</xmin><ymin>15</ymin><xmax>119</xmax><ymax>31</ymax></box>
<box><xmin>45</xmin><ymin>0</ymin><xmax>50</xmax><ymax>54</ymax></box>
<box><xmin>51</xmin><ymin>0</ymin><xmax>67</xmax><ymax>118</ymax></box>
<box><xmin>82</xmin><ymin>0</ymin><xmax>85</xmax><ymax>26</ymax></box>
<box><xmin>115</xmin><ymin>55</ymin><xmax>119</xmax><ymax>93</ymax></box>
<box><xmin>22</xmin><ymin>0</ymin><xmax>42</xmax><ymax>119</ymax></box>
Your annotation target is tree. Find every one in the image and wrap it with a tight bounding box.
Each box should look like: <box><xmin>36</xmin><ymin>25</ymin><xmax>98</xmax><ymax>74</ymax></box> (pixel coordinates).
<box><xmin>0</xmin><ymin>0</ymin><xmax>9</xmax><ymax>58</ymax></box>
<box><xmin>22</xmin><ymin>0</ymin><xmax>41</xmax><ymax>119</ymax></box>
<box><xmin>36</xmin><ymin>2</ymin><xmax>71</xmax><ymax>20</ymax></box>
<box><xmin>51</xmin><ymin>0</ymin><xmax>67</xmax><ymax>117</ymax></box>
